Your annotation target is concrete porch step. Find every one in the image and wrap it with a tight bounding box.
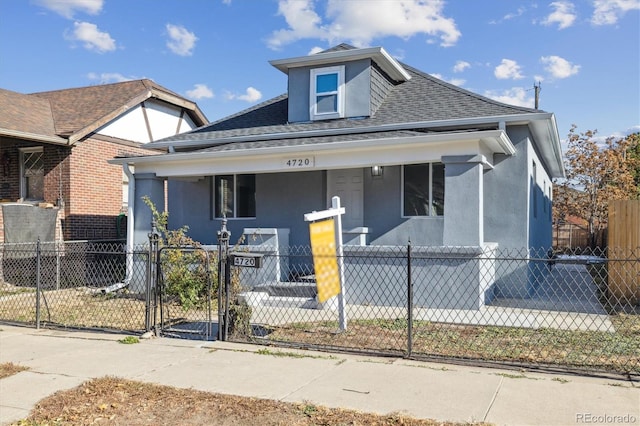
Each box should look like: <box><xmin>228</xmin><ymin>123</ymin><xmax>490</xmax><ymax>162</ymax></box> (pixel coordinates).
<box><xmin>252</xmin><ymin>281</ymin><xmax>317</xmax><ymax>298</ymax></box>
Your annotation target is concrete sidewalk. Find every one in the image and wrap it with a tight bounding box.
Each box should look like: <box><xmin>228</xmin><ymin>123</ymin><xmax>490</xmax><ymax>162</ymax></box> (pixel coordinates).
<box><xmin>0</xmin><ymin>324</ymin><xmax>638</xmax><ymax>426</ymax></box>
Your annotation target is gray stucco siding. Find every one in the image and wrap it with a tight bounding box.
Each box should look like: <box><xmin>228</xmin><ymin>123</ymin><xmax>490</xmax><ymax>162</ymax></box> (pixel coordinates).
<box><xmin>166</xmin><ymin>172</ymin><xmax>325</xmax><ymax>247</ymax></box>
<box><xmin>252</xmin><ymin>171</ymin><xmax>326</xmax><ymax>247</ymax></box>
<box><xmin>168</xmin><ymin>177</ymin><xmax>215</xmax><ymax>244</ymax></box>
<box><xmin>365</xmin><ymin>165</ymin><xmax>444</xmax><ymax>245</ymax></box>
<box><xmin>483</xmin><ymin>126</ymin><xmax>531</xmax><ymax>249</ymax></box>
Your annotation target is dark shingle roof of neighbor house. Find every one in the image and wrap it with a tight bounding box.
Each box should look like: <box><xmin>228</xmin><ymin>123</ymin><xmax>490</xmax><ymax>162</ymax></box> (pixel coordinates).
<box><xmin>0</xmin><ymin>88</ymin><xmax>58</xmax><ymax>138</ymax></box>
<box><xmin>154</xmin><ymin>46</ymin><xmax>541</xmax><ymax>150</ymax></box>
<box><xmin>0</xmin><ymin>79</ymin><xmax>208</xmax><ymax>145</ymax></box>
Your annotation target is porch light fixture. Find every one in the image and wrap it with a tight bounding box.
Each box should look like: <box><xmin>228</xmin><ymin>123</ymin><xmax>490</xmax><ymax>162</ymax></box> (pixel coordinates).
<box><xmin>371</xmin><ymin>165</ymin><xmax>383</xmax><ymax>177</ymax></box>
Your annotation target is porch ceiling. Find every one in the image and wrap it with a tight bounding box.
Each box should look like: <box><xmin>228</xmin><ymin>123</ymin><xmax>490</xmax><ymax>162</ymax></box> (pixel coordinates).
<box><xmin>109</xmin><ymin>129</ymin><xmax>514</xmax><ymax>178</ymax></box>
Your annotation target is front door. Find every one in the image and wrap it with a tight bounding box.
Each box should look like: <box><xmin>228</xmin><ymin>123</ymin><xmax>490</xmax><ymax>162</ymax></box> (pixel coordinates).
<box><xmin>327</xmin><ymin>168</ymin><xmax>364</xmax><ymax>230</ymax></box>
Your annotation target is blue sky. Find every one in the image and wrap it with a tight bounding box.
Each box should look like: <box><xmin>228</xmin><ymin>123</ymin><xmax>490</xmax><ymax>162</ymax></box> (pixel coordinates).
<box><xmin>1</xmin><ymin>0</ymin><xmax>638</xmax><ymax>143</ymax></box>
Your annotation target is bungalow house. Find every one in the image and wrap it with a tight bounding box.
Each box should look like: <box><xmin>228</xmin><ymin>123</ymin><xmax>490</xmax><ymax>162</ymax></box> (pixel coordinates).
<box><xmin>0</xmin><ymin>79</ymin><xmax>208</xmax><ymax>242</ymax></box>
<box><xmin>113</xmin><ymin>44</ymin><xmax>565</xmax><ymax>307</ymax></box>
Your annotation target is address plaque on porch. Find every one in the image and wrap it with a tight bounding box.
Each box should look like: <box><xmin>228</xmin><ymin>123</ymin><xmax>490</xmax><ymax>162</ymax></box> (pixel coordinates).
<box><xmin>283</xmin><ymin>156</ymin><xmax>315</xmax><ymax>168</ymax></box>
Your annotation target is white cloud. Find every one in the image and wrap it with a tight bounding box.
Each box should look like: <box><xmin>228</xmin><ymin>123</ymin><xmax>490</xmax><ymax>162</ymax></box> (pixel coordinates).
<box><xmin>267</xmin><ymin>0</ymin><xmax>461</xmax><ymax>50</ymax></box>
<box><xmin>542</xmin><ymin>1</ymin><xmax>577</xmax><ymax>29</ymax></box>
<box><xmin>166</xmin><ymin>24</ymin><xmax>198</xmax><ymax>56</ymax></box>
<box><xmin>503</xmin><ymin>6</ymin><xmax>527</xmax><ymax>20</ymax></box>
<box><xmin>430</xmin><ymin>73</ymin><xmax>465</xmax><ymax>87</ymax></box>
<box><xmin>36</xmin><ymin>0</ymin><xmax>103</xmax><ymax>19</ymax></box>
<box><xmin>489</xmin><ymin>5</ymin><xmax>531</xmax><ymax>24</ymax></box>
<box><xmin>485</xmin><ymin>87</ymin><xmax>534</xmax><ymax>108</ymax></box>
<box><xmin>453</xmin><ymin>60</ymin><xmax>470</xmax><ymax>73</ymax></box>
<box><xmin>186</xmin><ymin>84</ymin><xmax>214</xmax><ymax>100</ymax></box>
<box><xmin>65</xmin><ymin>21</ymin><xmax>116</xmax><ymax>53</ymax></box>
<box><xmin>541</xmin><ymin>55</ymin><xmax>580</xmax><ymax>78</ymax></box>
<box><xmin>87</xmin><ymin>72</ymin><xmax>132</xmax><ymax>83</ymax></box>
<box><xmin>308</xmin><ymin>46</ymin><xmax>325</xmax><ymax>55</ymax></box>
<box><xmin>605</xmin><ymin>125</ymin><xmax>640</xmax><ymax>140</ymax></box>
<box><xmin>494</xmin><ymin>59</ymin><xmax>524</xmax><ymax>80</ymax></box>
<box><xmin>225</xmin><ymin>87</ymin><xmax>263</xmax><ymax>103</ymax></box>
<box><xmin>591</xmin><ymin>0</ymin><xmax>640</xmax><ymax>25</ymax></box>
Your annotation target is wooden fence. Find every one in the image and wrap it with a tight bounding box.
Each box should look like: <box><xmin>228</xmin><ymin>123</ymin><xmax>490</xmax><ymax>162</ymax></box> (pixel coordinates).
<box><xmin>608</xmin><ymin>200</ymin><xmax>640</xmax><ymax>305</ymax></box>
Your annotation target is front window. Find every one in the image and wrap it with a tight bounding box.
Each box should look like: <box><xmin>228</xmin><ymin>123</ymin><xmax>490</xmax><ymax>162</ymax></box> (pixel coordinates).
<box><xmin>402</xmin><ymin>163</ymin><xmax>445</xmax><ymax>217</ymax></box>
<box><xmin>20</xmin><ymin>147</ymin><xmax>44</xmax><ymax>201</ymax></box>
<box><xmin>310</xmin><ymin>66</ymin><xmax>345</xmax><ymax>120</ymax></box>
<box><xmin>214</xmin><ymin>174</ymin><xmax>256</xmax><ymax>218</ymax></box>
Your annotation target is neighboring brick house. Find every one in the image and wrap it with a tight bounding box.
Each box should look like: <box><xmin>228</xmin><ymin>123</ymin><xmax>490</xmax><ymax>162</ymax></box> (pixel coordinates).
<box><xmin>0</xmin><ymin>79</ymin><xmax>207</xmax><ymax>242</ymax></box>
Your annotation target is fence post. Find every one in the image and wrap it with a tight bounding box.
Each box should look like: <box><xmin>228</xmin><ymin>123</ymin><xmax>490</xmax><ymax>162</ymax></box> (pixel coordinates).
<box><xmin>146</xmin><ymin>221</ymin><xmax>160</xmax><ymax>333</ymax></box>
<box><xmin>407</xmin><ymin>240</ymin><xmax>413</xmax><ymax>357</ymax></box>
<box><xmin>36</xmin><ymin>238</ymin><xmax>41</xmax><ymax>329</ymax></box>
<box><xmin>217</xmin><ymin>218</ymin><xmax>230</xmax><ymax>341</ymax></box>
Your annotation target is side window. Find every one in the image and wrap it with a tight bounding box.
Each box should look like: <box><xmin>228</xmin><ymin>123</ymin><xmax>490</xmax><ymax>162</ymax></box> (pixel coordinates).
<box><xmin>310</xmin><ymin>65</ymin><xmax>345</xmax><ymax>120</ymax></box>
<box><xmin>402</xmin><ymin>163</ymin><xmax>445</xmax><ymax>217</ymax></box>
<box><xmin>20</xmin><ymin>147</ymin><xmax>44</xmax><ymax>201</ymax></box>
<box><xmin>213</xmin><ymin>174</ymin><xmax>256</xmax><ymax>218</ymax></box>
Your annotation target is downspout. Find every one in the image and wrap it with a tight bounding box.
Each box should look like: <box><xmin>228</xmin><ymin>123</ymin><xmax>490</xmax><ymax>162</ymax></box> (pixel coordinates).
<box><xmin>124</xmin><ymin>163</ymin><xmax>135</xmax><ymax>285</ymax></box>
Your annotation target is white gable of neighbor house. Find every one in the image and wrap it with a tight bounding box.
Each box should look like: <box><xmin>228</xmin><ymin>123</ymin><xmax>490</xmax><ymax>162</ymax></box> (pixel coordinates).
<box><xmin>96</xmin><ymin>99</ymin><xmax>198</xmax><ymax>143</ymax></box>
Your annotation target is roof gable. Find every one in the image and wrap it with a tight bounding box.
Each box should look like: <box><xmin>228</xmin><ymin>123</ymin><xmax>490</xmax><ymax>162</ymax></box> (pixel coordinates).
<box><xmin>31</xmin><ymin>79</ymin><xmax>207</xmax><ymax>142</ymax></box>
<box><xmin>0</xmin><ymin>79</ymin><xmax>208</xmax><ymax>145</ymax></box>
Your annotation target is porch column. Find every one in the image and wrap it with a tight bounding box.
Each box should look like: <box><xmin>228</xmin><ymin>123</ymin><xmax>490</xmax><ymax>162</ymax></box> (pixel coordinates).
<box><xmin>442</xmin><ymin>155</ymin><xmax>486</xmax><ymax>246</ymax></box>
<box><xmin>133</xmin><ymin>173</ymin><xmax>165</xmax><ymax>246</ymax></box>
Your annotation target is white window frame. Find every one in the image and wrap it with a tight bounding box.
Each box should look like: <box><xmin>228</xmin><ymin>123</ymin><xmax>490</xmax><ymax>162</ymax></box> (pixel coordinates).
<box><xmin>310</xmin><ymin>65</ymin><xmax>345</xmax><ymax>121</ymax></box>
<box><xmin>212</xmin><ymin>174</ymin><xmax>256</xmax><ymax>219</ymax></box>
<box><xmin>401</xmin><ymin>162</ymin><xmax>445</xmax><ymax>218</ymax></box>
<box><xmin>19</xmin><ymin>146</ymin><xmax>44</xmax><ymax>201</ymax></box>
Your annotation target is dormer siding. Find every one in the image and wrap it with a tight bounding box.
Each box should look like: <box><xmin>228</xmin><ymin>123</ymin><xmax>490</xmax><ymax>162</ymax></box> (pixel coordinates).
<box><xmin>287</xmin><ymin>58</ymin><xmax>374</xmax><ymax>123</ymax></box>
<box><xmin>371</xmin><ymin>62</ymin><xmax>396</xmax><ymax>117</ymax></box>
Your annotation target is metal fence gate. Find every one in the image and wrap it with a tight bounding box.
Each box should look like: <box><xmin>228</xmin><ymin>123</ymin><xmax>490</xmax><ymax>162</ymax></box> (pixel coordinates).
<box><xmin>152</xmin><ymin>246</ymin><xmax>216</xmax><ymax>340</ymax></box>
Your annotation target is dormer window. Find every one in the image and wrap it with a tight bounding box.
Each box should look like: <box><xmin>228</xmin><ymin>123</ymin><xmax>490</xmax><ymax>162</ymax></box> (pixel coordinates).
<box><xmin>310</xmin><ymin>65</ymin><xmax>345</xmax><ymax>120</ymax></box>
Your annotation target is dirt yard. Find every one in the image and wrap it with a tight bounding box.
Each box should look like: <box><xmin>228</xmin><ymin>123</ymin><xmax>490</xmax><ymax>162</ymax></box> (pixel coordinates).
<box><xmin>4</xmin><ymin>374</ymin><xmax>474</xmax><ymax>426</ymax></box>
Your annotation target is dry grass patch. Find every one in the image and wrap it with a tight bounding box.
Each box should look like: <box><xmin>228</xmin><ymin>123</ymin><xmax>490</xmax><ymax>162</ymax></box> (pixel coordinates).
<box><xmin>0</xmin><ymin>362</ymin><xmax>29</xmax><ymax>379</ymax></box>
<box><xmin>261</xmin><ymin>317</ymin><xmax>640</xmax><ymax>374</ymax></box>
<box><xmin>0</xmin><ymin>286</ymin><xmax>197</xmax><ymax>331</ymax></box>
<box><xmin>13</xmin><ymin>377</ymin><xmax>482</xmax><ymax>426</ymax></box>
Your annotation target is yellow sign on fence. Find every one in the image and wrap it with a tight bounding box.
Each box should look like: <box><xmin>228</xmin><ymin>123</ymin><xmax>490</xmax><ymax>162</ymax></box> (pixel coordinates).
<box><xmin>309</xmin><ymin>218</ymin><xmax>341</xmax><ymax>303</ymax></box>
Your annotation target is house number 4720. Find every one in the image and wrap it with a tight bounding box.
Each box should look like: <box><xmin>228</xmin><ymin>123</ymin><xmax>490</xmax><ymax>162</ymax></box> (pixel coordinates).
<box><xmin>284</xmin><ymin>157</ymin><xmax>314</xmax><ymax>168</ymax></box>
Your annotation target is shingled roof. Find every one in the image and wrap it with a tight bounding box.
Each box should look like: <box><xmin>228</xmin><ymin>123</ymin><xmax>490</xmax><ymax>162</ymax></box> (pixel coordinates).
<box><xmin>0</xmin><ymin>79</ymin><xmax>208</xmax><ymax>145</ymax></box>
<box><xmin>0</xmin><ymin>88</ymin><xmax>64</xmax><ymax>144</ymax></box>
<box><xmin>152</xmin><ymin>47</ymin><xmax>541</xmax><ymax>149</ymax></box>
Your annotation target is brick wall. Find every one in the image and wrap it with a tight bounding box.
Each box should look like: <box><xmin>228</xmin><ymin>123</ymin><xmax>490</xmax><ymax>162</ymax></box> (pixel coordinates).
<box><xmin>0</xmin><ymin>137</ymin><xmax>151</xmax><ymax>242</ymax></box>
<box><xmin>65</xmin><ymin>137</ymin><xmax>150</xmax><ymax>240</ymax></box>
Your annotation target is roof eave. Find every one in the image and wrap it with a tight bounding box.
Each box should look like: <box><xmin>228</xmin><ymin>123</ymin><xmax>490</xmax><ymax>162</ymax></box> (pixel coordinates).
<box><xmin>528</xmin><ymin>113</ymin><xmax>565</xmax><ymax>179</ymax></box>
<box><xmin>150</xmin><ymin>112</ymin><xmax>555</xmax><ymax>150</ymax></box>
<box><xmin>269</xmin><ymin>46</ymin><xmax>411</xmax><ymax>82</ymax></box>
<box><xmin>108</xmin><ymin>129</ymin><xmax>513</xmax><ymax>168</ymax></box>
<box><xmin>0</xmin><ymin>128</ymin><xmax>69</xmax><ymax>145</ymax></box>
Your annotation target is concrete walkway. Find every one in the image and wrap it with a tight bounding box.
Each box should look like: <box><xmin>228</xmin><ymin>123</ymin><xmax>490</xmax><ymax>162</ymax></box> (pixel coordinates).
<box><xmin>1</xmin><ymin>324</ymin><xmax>638</xmax><ymax>426</ymax></box>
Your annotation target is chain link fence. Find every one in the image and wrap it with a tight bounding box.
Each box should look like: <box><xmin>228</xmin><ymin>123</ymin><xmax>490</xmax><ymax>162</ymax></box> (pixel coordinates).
<box><xmin>1</xmin><ymin>239</ymin><xmax>638</xmax><ymax>376</ymax></box>
<box><xmin>230</xmin><ymin>245</ymin><xmax>639</xmax><ymax>377</ymax></box>
<box><xmin>0</xmin><ymin>240</ymin><xmax>148</xmax><ymax>332</ymax></box>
